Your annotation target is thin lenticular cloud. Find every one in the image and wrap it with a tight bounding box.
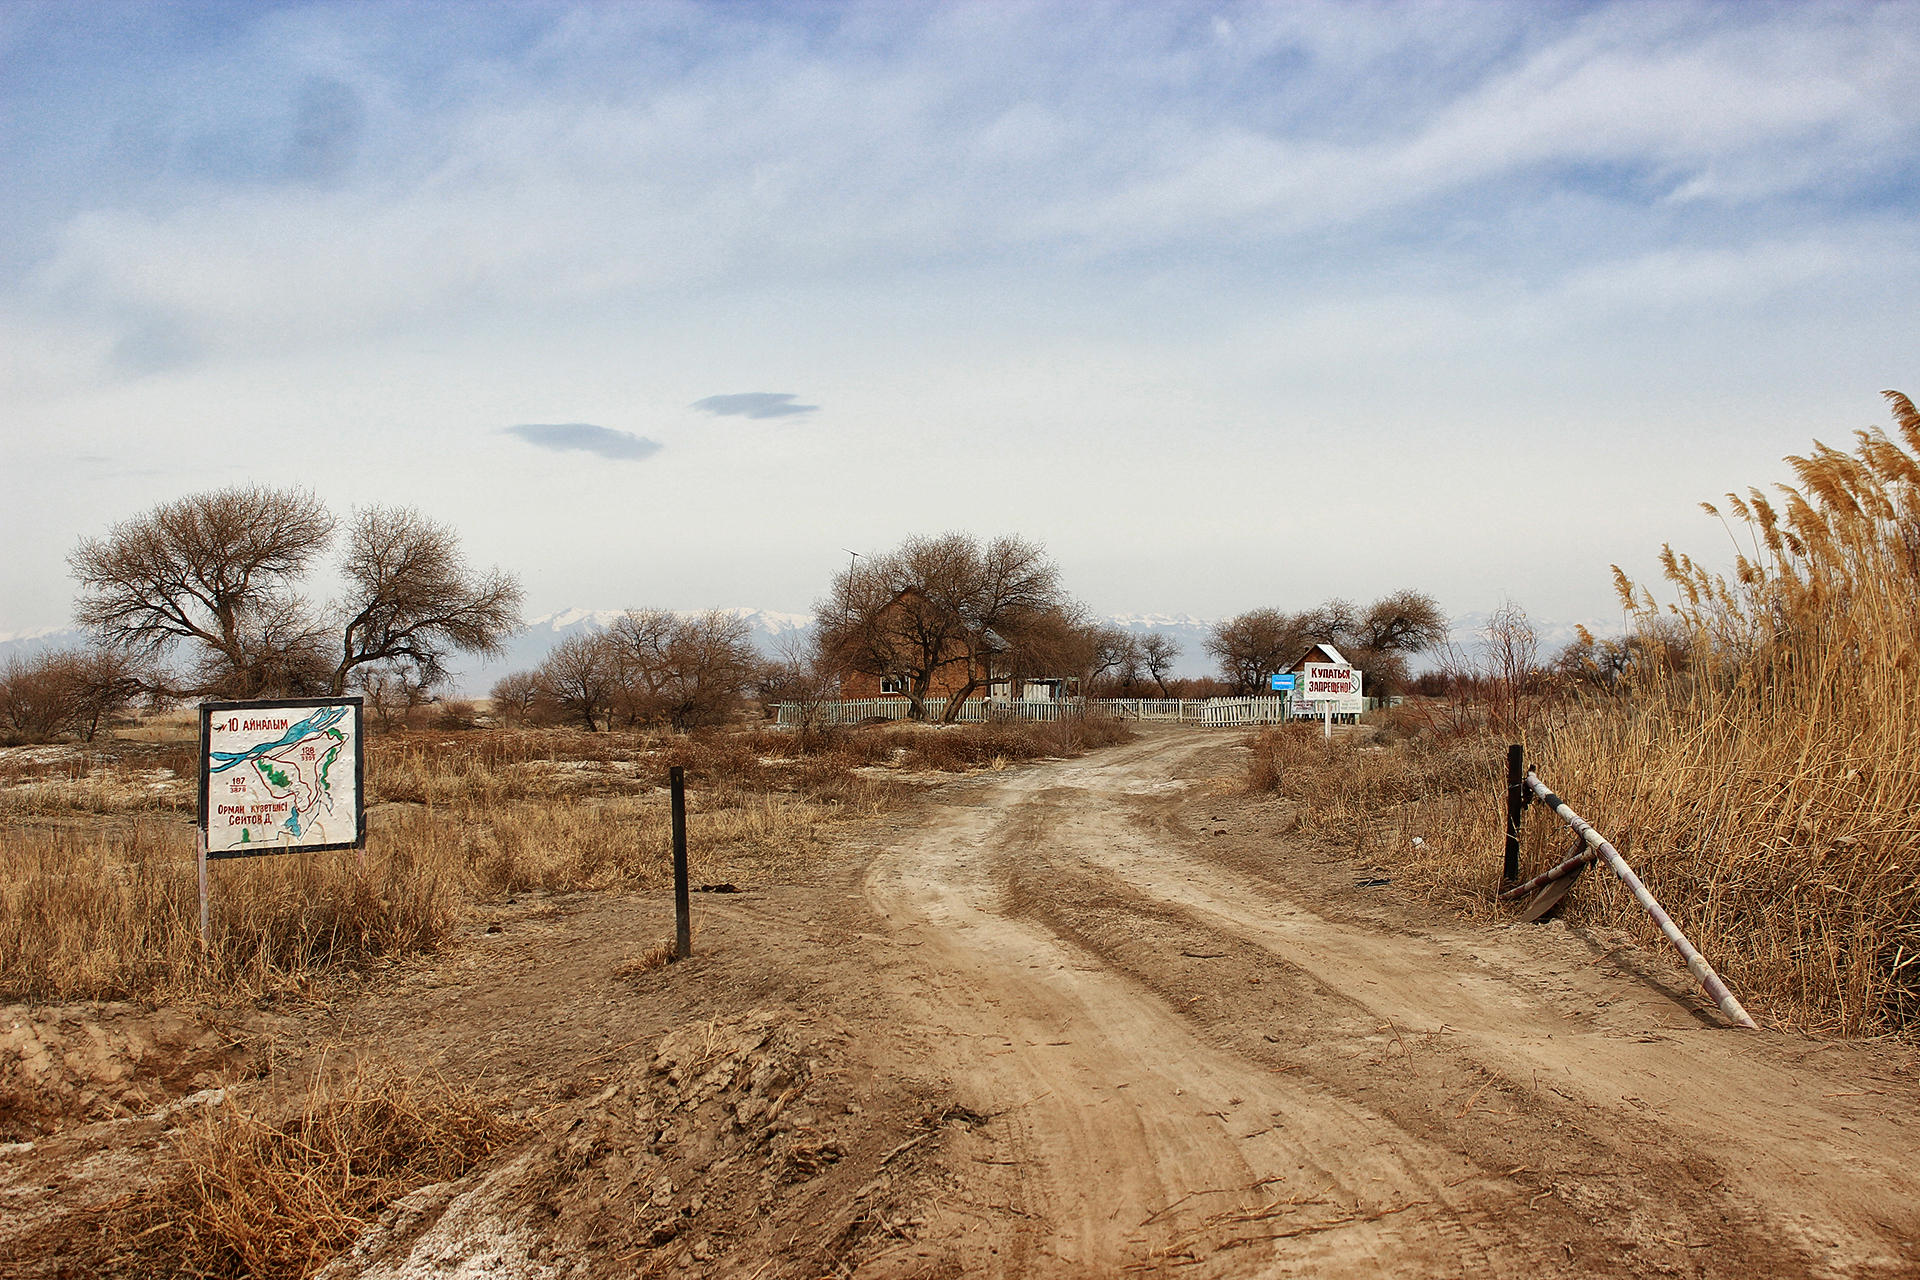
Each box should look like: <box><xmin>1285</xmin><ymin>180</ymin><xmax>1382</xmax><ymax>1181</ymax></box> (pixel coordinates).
<box><xmin>505</xmin><ymin>423</ymin><xmax>662</xmax><ymax>461</ymax></box>
<box><xmin>691</xmin><ymin>393</ymin><xmax>818</xmax><ymax>419</ymax></box>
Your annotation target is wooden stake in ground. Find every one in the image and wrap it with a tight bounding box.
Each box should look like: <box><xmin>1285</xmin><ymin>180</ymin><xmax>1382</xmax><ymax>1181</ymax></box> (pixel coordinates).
<box><xmin>197</xmin><ymin>826</ymin><xmax>210</xmax><ymax>948</ymax></box>
<box><xmin>671</xmin><ymin>765</ymin><xmax>691</xmax><ymax>960</ymax></box>
<box><xmin>1503</xmin><ymin>743</ymin><xmax>1525</xmax><ymax>885</ymax></box>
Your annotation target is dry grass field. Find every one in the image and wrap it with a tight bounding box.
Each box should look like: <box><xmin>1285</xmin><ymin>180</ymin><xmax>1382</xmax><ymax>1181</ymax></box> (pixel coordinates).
<box><xmin>0</xmin><ymin>714</ymin><xmax>1131</xmax><ymax>1008</ymax></box>
<box><xmin>1246</xmin><ymin>393</ymin><xmax>1920</xmax><ymax>1038</ymax></box>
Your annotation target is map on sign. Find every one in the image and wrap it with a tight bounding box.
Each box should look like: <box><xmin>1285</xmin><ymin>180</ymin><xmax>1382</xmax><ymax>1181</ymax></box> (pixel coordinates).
<box><xmin>198</xmin><ymin>698</ymin><xmax>364</xmax><ymax>857</ymax></box>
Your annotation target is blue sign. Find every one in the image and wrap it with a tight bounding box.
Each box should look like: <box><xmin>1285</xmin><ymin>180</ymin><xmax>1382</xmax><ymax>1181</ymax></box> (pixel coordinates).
<box><xmin>1270</xmin><ymin>673</ymin><xmax>1296</xmax><ymax>692</ymax></box>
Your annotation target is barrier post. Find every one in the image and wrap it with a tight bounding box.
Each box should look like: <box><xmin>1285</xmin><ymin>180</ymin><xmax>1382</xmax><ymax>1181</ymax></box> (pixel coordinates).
<box><xmin>1503</xmin><ymin>744</ymin><xmax>1524</xmax><ymax>884</ymax></box>
<box><xmin>670</xmin><ymin>765</ymin><xmax>691</xmax><ymax>960</ymax></box>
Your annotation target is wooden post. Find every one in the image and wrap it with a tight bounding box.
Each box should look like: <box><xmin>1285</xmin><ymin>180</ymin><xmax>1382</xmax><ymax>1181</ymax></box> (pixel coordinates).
<box><xmin>197</xmin><ymin>827</ymin><xmax>210</xmax><ymax>947</ymax></box>
<box><xmin>1503</xmin><ymin>743</ymin><xmax>1524</xmax><ymax>884</ymax></box>
<box><xmin>670</xmin><ymin>765</ymin><xmax>691</xmax><ymax>960</ymax></box>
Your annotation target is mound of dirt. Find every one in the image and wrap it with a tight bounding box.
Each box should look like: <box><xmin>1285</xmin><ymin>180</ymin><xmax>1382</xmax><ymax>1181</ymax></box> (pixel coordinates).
<box><xmin>0</xmin><ymin>1003</ymin><xmax>251</xmax><ymax>1141</ymax></box>
<box><xmin>321</xmin><ymin>1010</ymin><xmax>977</xmax><ymax>1279</ymax></box>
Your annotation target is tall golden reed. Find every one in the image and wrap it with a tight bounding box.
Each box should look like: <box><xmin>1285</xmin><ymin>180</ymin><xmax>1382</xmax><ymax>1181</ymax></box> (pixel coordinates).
<box><xmin>1529</xmin><ymin>392</ymin><xmax>1920</xmax><ymax>1033</ymax></box>
<box><xmin>1246</xmin><ymin>393</ymin><xmax>1920</xmax><ymax>1034</ymax></box>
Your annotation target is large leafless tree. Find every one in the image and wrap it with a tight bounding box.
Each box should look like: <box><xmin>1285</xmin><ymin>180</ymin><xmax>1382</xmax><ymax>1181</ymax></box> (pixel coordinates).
<box><xmin>332</xmin><ymin>506</ymin><xmax>523</xmax><ymax>696</ymax></box>
<box><xmin>537</xmin><ymin>632</ymin><xmax>619</xmax><ymax>730</ymax></box>
<box><xmin>1205</xmin><ymin>608</ymin><xmax>1319</xmax><ymax>695</ymax></box>
<box><xmin>604</xmin><ymin>608</ymin><xmax>759</xmax><ymax>729</ymax></box>
<box><xmin>1139</xmin><ymin>633</ymin><xmax>1180</xmax><ymax>696</ymax></box>
<box><xmin>814</xmin><ymin>533</ymin><xmax>1068</xmax><ymax>721</ymax></box>
<box><xmin>70</xmin><ymin>486</ymin><xmax>335</xmax><ymax>698</ymax></box>
<box><xmin>69</xmin><ymin>485</ymin><xmax>521</xmax><ymax>701</ymax></box>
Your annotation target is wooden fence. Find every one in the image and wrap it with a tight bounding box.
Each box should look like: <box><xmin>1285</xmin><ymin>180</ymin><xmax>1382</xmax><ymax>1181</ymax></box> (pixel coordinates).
<box><xmin>775</xmin><ymin>695</ymin><xmax>1322</xmax><ymax>728</ymax></box>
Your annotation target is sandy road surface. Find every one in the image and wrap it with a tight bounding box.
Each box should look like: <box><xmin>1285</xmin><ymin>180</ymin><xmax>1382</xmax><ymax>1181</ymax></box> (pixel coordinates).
<box><xmin>854</xmin><ymin>728</ymin><xmax>1920</xmax><ymax>1278</ymax></box>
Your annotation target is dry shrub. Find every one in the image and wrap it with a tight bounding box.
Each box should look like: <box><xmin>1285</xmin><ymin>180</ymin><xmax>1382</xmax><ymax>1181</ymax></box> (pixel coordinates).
<box><xmin>109</xmin><ymin>1062</ymin><xmax>518</xmax><ymax>1279</ymax></box>
<box><xmin>0</xmin><ymin>821</ymin><xmax>462</xmax><ymax>1004</ymax></box>
<box><xmin>1298</xmin><ymin>394</ymin><xmax>1920</xmax><ymax>1035</ymax></box>
<box><xmin>616</xmin><ymin>938</ymin><xmax>679</xmax><ymax>977</ymax></box>
<box><xmin>864</xmin><ymin>715</ymin><xmax>1134</xmax><ymax>771</ymax></box>
<box><xmin>3</xmin><ymin>711</ymin><xmax>1126</xmax><ymax>1005</ymax></box>
<box><xmin>1245</xmin><ymin>724</ymin><xmax>1491</xmax><ymax>867</ymax></box>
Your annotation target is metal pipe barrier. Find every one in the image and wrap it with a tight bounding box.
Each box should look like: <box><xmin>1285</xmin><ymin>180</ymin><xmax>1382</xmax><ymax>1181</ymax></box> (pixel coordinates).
<box><xmin>1516</xmin><ymin>768</ymin><xmax>1757</xmax><ymax>1030</ymax></box>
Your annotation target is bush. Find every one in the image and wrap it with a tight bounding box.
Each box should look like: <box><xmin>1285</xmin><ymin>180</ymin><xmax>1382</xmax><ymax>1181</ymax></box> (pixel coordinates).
<box><xmin>108</xmin><ymin>1063</ymin><xmax>518</xmax><ymax>1279</ymax></box>
<box><xmin>0</xmin><ymin>647</ymin><xmax>142</xmax><ymax>744</ymax></box>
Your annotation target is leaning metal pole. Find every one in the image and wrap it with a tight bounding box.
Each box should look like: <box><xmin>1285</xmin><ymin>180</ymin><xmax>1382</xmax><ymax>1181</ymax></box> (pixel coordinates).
<box><xmin>1523</xmin><ymin>770</ymin><xmax>1758</xmax><ymax>1030</ymax></box>
<box><xmin>1498</xmin><ymin>833</ymin><xmax>1593</xmax><ymax>901</ymax></box>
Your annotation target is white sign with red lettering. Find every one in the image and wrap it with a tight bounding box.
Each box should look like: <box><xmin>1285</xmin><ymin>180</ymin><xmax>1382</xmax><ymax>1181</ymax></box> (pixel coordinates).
<box><xmin>1300</xmin><ymin>662</ymin><xmax>1363</xmax><ymax>714</ymax></box>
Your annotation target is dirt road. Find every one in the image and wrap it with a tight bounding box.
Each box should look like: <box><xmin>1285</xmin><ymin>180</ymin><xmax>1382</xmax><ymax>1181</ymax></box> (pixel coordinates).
<box><xmin>849</xmin><ymin>729</ymin><xmax>1919</xmax><ymax>1277</ymax></box>
<box><xmin>7</xmin><ymin>727</ymin><xmax>1916</xmax><ymax>1278</ymax></box>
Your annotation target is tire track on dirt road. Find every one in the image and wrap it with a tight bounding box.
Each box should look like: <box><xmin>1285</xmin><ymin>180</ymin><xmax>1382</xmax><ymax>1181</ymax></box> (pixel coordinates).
<box><xmin>861</xmin><ymin>735</ymin><xmax>1537</xmax><ymax>1278</ymax></box>
<box><xmin>860</xmin><ymin>729</ymin><xmax>1919</xmax><ymax>1278</ymax></box>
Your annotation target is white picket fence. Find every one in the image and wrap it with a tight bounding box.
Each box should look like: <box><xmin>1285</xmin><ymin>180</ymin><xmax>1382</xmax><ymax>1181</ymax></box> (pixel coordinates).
<box><xmin>775</xmin><ymin>695</ymin><xmax>1307</xmax><ymax>728</ymax></box>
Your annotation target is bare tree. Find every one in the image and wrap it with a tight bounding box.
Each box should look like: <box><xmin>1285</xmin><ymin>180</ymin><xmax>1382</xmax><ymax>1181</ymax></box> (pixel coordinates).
<box><xmin>1033</xmin><ymin>616</ymin><xmax>1131</xmax><ymax>699</ymax></box>
<box><xmin>1105</xmin><ymin>633</ymin><xmax>1147</xmax><ymax>696</ymax></box>
<box><xmin>489</xmin><ymin>670</ymin><xmax>545</xmax><ymax>725</ymax></box>
<box><xmin>1331</xmin><ymin>590</ymin><xmax>1448</xmax><ymax>699</ymax></box>
<box><xmin>0</xmin><ymin>653</ymin><xmax>75</xmax><ymax>744</ymax></box>
<box><xmin>331</xmin><ymin>506</ymin><xmax>523</xmax><ymax>696</ymax></box>
<box><xmin>537</xmin><ymin>633</ymin><xmax>619</xmax><ymax>730</ymax></box>
<box><xmin>814</xmin><ymin>532</ymin><xmax>1068</xmax><ymax>722</ymax></box>
<box><xmin>1140</xmin><ymin>633</ymin><xmax>1179</xmax><ymax>697</ymax></box>
<box><xmin>1349</xmin><ymin>590</ymin><xmax>1448</xmax><ymax>654</ymax></box>
<box><xmin>605</xmin><ymin>608</ymin><xmax>759</xmax><ymax>729</ymax></box>
<box><xmin>69</xmin><ymin>487</ymin><xmax>522</xmax><ymax>701</ymax></box>
<box><xmin>1441</xmin><ymin>598</ymin><xmax>1545</xmax><ymax>737</ymax></box>
<box><xmin>1205</xmin><ymin>609</ymin><xmax>1316</xmax><ymax>694</ymax></box>
<box><xmin>0</xmin><ymin>647</ymin><xmax>146</xmax><ymax>743</ymax></box>
<box><xmin>755</xmin><ymin>635</ymin><xmax>839</xmax><ymax>739</ymax></box>
<box><xmin>64</xmin><ymin>647</ymin><xmax>147</xmax><ymax>741</ymax></box>
<box><xmin>70</xmin><ymin>485</ymin><xmax>335</xmax><ymax>698</ymax></box>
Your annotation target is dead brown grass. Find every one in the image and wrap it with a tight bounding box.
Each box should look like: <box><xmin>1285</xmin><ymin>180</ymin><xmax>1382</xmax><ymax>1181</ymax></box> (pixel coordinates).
<box><xmin>1250</xmin><ymin>393</ymin><xmax>1920</xmax><ymax>1036</ymax></box>
<box><xmin>1</xmin><ymin>715</ymin><xmax>1130</xmax><ymax>1006</ymax></box>
<box><xmin>102</xmin><ymin>1061</ymin><xmax>518</xmax><ymax>1279</ymax></box>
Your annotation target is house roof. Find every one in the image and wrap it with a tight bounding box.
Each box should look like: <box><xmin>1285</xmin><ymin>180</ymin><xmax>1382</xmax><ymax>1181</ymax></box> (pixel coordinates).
<box><xmin>1289</xmin><ymin>641</ymin><xmax>1349</xmax><ymax>670</ymax></box>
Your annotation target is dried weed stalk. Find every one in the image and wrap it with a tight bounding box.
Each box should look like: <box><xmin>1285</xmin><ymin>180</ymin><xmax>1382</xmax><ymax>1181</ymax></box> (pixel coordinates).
<box><xmin>106</xmin><ymin>1061</ymin><xmax>518</xmax><ymax>1279</ymax></box>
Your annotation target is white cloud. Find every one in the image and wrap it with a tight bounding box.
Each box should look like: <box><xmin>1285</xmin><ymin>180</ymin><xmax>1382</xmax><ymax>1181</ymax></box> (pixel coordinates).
<box><xmin>16</xmin><ymin>1</ymin><xmax>1916</xmax><ymax>374</ymax></box>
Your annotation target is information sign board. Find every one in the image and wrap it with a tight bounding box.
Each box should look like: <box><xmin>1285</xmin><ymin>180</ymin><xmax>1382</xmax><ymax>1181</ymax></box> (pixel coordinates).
<box><xmin>197</xmin><ymin>697</ymin><xmax>365</xmax><ymax>858</ymax></box>
<box><xmin>1301</xmin><ymin>663</ymin><xmax>1358</xmax><ymax>698</ymax></box>
<box><xmin>1270</xmin><ymin>673</ymin><xmax>1295</xmax><ymax>692</ymax></box>
<box><xmin>1300</xmin><ymin>663</ymin><xmax>1364</xmax><ymax>715</ymax></box>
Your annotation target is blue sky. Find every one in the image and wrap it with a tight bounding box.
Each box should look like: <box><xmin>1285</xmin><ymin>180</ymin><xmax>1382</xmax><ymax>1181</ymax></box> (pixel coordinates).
<box><xmin>3</xmin><ymin>0</ymin><xmax>1917</xmax><ymax>637</ymax></box>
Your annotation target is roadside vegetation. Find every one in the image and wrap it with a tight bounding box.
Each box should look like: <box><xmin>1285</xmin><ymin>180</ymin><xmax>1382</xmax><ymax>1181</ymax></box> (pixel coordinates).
<box><xmin>94</xmin><ymin>1060</ymin><xmax>517</xmax><ymax>1279</ymax></box>
<box><xmin>1249</xmin><ymin>392</ymin><xmax>1920</xmax><ymax>1037</ymax></box>
<box><xmin>0</xmin><ymin>714</ymin><xmax>1130</xmax><ymax>1006</ymax></box>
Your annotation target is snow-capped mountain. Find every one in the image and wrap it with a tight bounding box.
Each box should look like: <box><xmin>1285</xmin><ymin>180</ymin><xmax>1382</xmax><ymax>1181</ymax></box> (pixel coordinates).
<box><xmin>0</xmin><ymin>625</ymin><xmax>86</xmax><ymax>663</ymax></box>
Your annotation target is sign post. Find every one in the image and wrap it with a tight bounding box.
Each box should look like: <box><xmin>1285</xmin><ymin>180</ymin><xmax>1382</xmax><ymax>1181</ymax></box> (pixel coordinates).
<box><xmin>1269</xmin><ymin>672</ymin><xmax>1294</xmax><ymax>720</ymax></box>
<box><xmin>196</xmin><ymin>696</ymin><xmax>365</xmax><ymax>947</ymax></box>
<box><xmin>1300</xmin><ymin>662</ymin><xmax>1361</xmax><ymax>740</ymax></box>
<box><xmin>197</xmin><ymin>827</ymin><xmax>210</xmax><ymax>948</ymax></box>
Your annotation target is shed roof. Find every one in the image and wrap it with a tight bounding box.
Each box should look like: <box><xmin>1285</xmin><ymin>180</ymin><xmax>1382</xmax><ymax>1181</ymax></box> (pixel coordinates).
<box><xmin>1289</xmin><ymin>642</ymin><xmax>1349</xmax><ymax>670</ymax></box>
